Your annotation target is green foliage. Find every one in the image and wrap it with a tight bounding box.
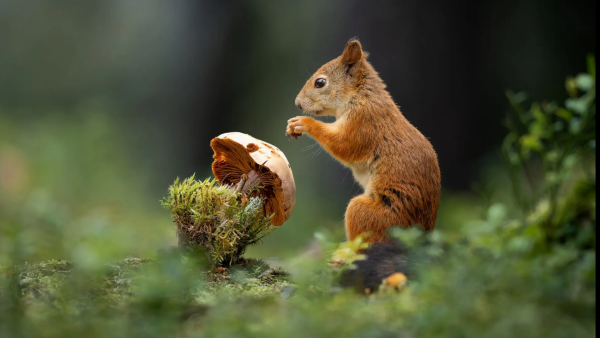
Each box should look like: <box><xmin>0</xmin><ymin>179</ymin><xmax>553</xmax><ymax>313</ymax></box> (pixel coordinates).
<box><xmin>1</xmin><ymin>256</ymin><xmax>289</xmax><ymax>338</ymax></box>
<box><xmin>161</xmin><ymin>176</ymin><xmax>275</xmax><ymax>265</ymax></box>
<box><xmin>0</xmin><ymin>110</ymin><xmax>171</xmax><ymax>268</ymax></box>
<box><xmin>503</xmin><ymin>56</ymin><xmax>596</xmax><ymax>246</ymax></box>
<box><xmin>330</xmin><ymin>235</ymin><xmax>369</xmax><ymax>268</ymax></box>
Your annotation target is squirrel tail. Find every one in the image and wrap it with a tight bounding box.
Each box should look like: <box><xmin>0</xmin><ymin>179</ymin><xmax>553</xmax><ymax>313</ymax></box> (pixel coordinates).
<box><xmin>339</xmin><ymin>240</ymin><xmax>412</xmax><ymax>292</ymax></box>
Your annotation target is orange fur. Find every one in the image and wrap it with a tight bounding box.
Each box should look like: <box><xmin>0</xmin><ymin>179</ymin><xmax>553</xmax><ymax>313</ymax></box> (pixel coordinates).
<box><xmin>287</xmin><ymin>39</ymin><xmax>441</xmax><ymax>243</ymax></box>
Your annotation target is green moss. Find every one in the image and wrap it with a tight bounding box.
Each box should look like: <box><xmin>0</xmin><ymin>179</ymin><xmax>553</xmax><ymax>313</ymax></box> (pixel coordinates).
<box><xmin>2</xmin><ymin>257</ymin><xmax>289</xmax><ymax>312</ymax></box>
<box><xmin>161</xmin><ymin>176</ymin><xmax>274</xmax><ymax>265</ymax></box>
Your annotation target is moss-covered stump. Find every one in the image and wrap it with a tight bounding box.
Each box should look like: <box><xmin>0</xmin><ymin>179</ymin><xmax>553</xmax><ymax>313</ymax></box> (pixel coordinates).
<box><xmin>161</xmin><ymin>176</ymin><xmax>275</xmax><ymax>266</ymax></box>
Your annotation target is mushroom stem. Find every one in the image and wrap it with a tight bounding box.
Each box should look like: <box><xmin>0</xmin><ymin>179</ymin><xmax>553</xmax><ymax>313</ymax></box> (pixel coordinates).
<box><xmin>235</xmin><ymin>174</ymin><xmax>249</xmax><ymax>194</ymax></box>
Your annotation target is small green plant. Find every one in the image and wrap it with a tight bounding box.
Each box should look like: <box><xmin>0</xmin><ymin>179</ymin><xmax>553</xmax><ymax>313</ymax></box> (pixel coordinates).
<box><xmin>330</xmin><ymin>235</ymin><xmax>369</xmax><ymax>269</ymax></box>
<box><xmin>504</xmin><ymin>55</ymin><xmax>596</xmax><ymax>245</ymax></box>
<box><xmin>161</xmin><ymin>175</ymin><xmax>274</xmax><ymax>265</ymax></box>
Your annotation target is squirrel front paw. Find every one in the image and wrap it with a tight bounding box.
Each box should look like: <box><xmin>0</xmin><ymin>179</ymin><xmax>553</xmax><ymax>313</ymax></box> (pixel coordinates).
<box><xmin>286</xmin><ymin>117</ymin><xmax>308</xmax><ymax>139</ymax></box>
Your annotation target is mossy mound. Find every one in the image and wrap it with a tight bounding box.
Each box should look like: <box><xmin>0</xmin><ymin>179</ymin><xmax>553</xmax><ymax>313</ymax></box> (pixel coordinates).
<box><xmin>161</xmin><ymin>176</ymin><xmax>274</xmax><ymax>266</ymax></box>
<box><xmin>3</xmin><ymin>257</ymin><xmax>290</xmax><ymax>320</ymax></box>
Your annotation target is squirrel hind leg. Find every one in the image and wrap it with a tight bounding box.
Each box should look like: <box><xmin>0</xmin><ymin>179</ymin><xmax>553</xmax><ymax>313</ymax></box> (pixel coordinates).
<box><xmin>345</xmin><ymin>194</ymin><xmax>401</xmax><ymax>243</ymax></box>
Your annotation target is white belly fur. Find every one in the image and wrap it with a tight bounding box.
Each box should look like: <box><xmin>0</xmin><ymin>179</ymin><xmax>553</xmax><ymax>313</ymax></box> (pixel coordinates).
<box><xmin>348</xmin><ymin>162</ymin><xmax>372</xmax><ymax>194</ymax></box>
<box><xmin>332</xmin><ymin>118</ymin><xmax>373</xmax><ymax>194</ymax></box>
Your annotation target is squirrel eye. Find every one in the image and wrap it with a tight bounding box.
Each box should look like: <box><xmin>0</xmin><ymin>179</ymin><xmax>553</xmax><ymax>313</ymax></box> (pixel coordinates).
<box><xmin>314</xmin><ymin>78</ymin><xmax>327</xmax><ymax>88</ymax></box>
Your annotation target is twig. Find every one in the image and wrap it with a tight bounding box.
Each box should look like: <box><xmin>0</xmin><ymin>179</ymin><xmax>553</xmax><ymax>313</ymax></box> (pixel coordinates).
<box><xmin>235</xmin><ymin>174</ymin><xmax>249</xmax><ymax>194</ymax></box>
<box><xmin>258</xmin><ymin>268</ymin><xmax>286</xmax><ymax>279</ymax></box>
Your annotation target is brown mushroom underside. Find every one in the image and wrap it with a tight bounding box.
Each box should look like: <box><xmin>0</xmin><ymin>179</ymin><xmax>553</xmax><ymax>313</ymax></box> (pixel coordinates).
<box><xmin>211</xmin><ymin>132</ymin><xmax>296</xmax><ymax>226</ymax></box>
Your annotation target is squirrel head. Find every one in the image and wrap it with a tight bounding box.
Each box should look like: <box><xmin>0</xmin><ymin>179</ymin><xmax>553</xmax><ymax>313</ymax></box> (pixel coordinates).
<box><xmin>295</xmin><ymin>39</ymin><xmax>380</xmax><ymax>118</ymax></box>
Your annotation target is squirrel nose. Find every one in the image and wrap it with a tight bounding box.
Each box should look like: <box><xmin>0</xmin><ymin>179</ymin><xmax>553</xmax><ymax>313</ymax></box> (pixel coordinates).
<box><xmin>295</xmin><ymin>98</ymin><xmax>303</xmax><ymax>110</ymax></box>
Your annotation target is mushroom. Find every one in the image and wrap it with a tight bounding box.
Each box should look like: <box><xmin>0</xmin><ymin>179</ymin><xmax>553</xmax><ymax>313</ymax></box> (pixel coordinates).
<box><xmin>210</xmin><ymin>132</ymin><xmax>296</xmax><ymax>226</ymax></box>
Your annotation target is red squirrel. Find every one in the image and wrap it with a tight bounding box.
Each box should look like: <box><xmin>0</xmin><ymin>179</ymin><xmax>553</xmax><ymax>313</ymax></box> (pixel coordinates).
<box><xmin>286</xmin><ymin>39</ymin><xmax>441</xmax><ymax>245</ymax></box>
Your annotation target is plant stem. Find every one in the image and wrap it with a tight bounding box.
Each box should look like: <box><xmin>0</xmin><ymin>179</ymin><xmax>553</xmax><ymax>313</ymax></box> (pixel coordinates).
<box><xmin>235</xmin><ymin>174</ymin><xmax>249</xmax><ymax>194</ymax></box>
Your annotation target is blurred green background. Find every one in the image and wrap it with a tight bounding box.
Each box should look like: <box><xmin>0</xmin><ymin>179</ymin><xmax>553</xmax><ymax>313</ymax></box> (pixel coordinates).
<box><xmin>0</xmin><ymin>0</ymin><xmax>595</xmax><ymax>262</ymax></box>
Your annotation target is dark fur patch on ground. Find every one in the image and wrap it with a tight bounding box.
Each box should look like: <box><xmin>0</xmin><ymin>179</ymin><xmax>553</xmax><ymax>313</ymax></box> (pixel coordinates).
<box><xmin>339</xmin><ymin>241</ymin><xmax>412</xmax><ymax>292</ymax></box>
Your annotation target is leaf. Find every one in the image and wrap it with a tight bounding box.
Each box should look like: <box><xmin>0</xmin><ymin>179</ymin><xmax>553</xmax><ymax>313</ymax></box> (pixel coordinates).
<box><xmin>509</xmin><ymin>91</ymin><xmax>528</xmax><ymax>104</ymax></box>
<box><xmin>575</xmin><ymin>73</ymin><xmax>595</xmax><ymax>92</ymax></box>
<box><xmin>566</xmin><ymin>77</ymin><xmax>578</xmax><ymax>98</ymax></box>
<box><xmin>531</xmin><ymin>103</ymin><xmax>548</xmax><ymax>125</ymax></box>
<box><xmin>389</xmin><ymin>226</ymin><xmax>425</xmax><ymax>248</ymax></box>
<box><xmin>542</xmin><ymin>101</ymin><xmax>558</xmax><ymax>114</ymax></box>
<box><xmin>487</xmin><ymin>203</ymin><xmax>508</xmax><ymax>227</ymax></box>
<box><xmin>529</xmin><ymin>122</ymin><xmax>548</xmax><ymax>139</ymax></box>
<box><xmin>331</xmin><ymin>235</ymin><xmax>370</xmax><ymax>268</ymax></box>
<box><xmin>555</xmin><ymin>108</ymin><xmax>573</xmax><ymax>121</ymax></box>
<box><xmin>569</xmin><ymin>118</ymin><xmax>583</xmax><ymax>134</ymax></box>
<box><xmin>520</xmin><ymin>134</ymin><xmax>544</xmax><ymax>152</ymax></box>
<box><xmin>552</xmin><ymin>121</ymin><xmax>565</xmax><ymax>132</ymax></box>
<box><xmin>588</xmin><ymin>54</ymin><xmax>596</xmax><ymax>79</ymax></box>
<box><xmin>545</xmin><ymin>172</ymin><xmax>560</xmax><ymax>185</ymax></box>
<box><xmin>565</xmin><ymin>98</ymin><xmax>589</xmax><ymax>115</ymax></box>
<box><xmin>545</xmin><ymin>150</ymin><xmax>559</xmax><ymax>163</ymax></box>
<box><xmin>506</xmin><ymin>236</ymin><xmax>533</xmax><ymax>254</ymax></box>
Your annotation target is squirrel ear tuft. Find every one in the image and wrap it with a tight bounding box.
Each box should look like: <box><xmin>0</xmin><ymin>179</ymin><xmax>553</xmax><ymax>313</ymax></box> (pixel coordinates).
<box><xmin>341</xmin><ymin>39</ymin><xmax>363</xmax><ymax>66</ymax></box>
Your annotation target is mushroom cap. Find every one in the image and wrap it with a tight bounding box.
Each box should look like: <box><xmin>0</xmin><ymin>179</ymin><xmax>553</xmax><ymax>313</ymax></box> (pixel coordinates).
<box><xmin>211</xmin><ymin>132</ymin><xmax>296</xmax><ymax>225</ymax></box>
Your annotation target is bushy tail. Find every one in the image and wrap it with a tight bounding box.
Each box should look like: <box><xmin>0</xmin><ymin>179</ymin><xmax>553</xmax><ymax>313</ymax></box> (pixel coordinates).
<box><xmin>339</xmin><ymin>240</ymin><xmax>412</xmax><ymax>292</ymax></box>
